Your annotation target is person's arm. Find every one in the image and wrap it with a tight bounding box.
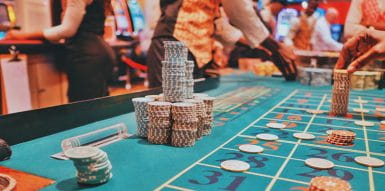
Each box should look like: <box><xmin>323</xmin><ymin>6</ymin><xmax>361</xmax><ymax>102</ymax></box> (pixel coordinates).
<box><xmin>316</xmin><ymin>18</ymin><xmax>343</xmax><ymax>51</ymax></box>
<box><xmin>44</xmin><ymin>0</ymin><xmax>92</xmax><ymax>41</ymax></box>
<box><xmin>5</xmin><ymin>0</ymin><xmax>92</xmax><ymax>41</ymax></box>
<box><xmin>283</xmin><ymin>18</ymin><xmax>299</xmax><ymax>47</ymax></box>
<box><xmin>222</xmin><ymin>0</ymin><xmax>269</xmax><ymax>48</ymax></box>
<box><xmin>344</xmin><ymin>0</ymin><xmax>366</xmax><ymax>39</ymax></box>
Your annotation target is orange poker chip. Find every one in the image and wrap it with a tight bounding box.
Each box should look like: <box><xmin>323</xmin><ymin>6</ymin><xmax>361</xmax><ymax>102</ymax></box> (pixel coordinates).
<box><xmin>309</xmin><ymin>176</ymin><xmax>352</xmax><ymax>191</ymax></box>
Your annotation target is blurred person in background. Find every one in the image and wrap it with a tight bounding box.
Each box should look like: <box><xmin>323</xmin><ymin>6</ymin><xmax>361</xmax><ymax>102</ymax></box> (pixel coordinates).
<box><xmin>284</xmin><ymin>0</ymin><xmax>320</xmax><ymax>50</ymax></box>
<box><xmin>311</xmin><ymin>8</ymin><xmax>343</xmax><ymax>51</ymax></box>
<box><xmin>345</xmin><ymin>0</ymin><xmax>385</xmax><ymax>39</ymax></box>
<box><xmin>260</xmin><ymin>0</ymin><xmax>287</xmax><ymax>35</ymax></box>
<box><xmin>4</xmin><ymin>0</ymin><xmax>115</xmax><ymax>102</ymax></box>
<box><xmin>146</xmin><ymin>0</ymin><xmax>297</xmax><ymax>88</ymax></box>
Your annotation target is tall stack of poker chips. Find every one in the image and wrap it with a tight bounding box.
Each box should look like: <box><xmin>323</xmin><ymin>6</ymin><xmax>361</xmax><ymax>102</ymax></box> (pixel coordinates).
<box><xmin>147</xmin><ymin>102</ymin><xmax>172</xmax><ymax>144</ymax></box>
<box><xmin>185</xmin><ymin>60</ymin><xmax>194</xmax><ymax>99</ymax></box>
<box><xmin>162</xmin><ymin>41</ymin><xmax>190</xmax><ymax>102</ymax></box>
<box><xmin>327</xmin><ymin>130</ymin><xmax>356</xmax><ymax>146</ymax></box>
<box><xmin>133</xmin><ymin>97</ymin><xmax>155</xmax><ymax>137</ymax></box>
<box><xmin>171</xmin><ymin>103</ymin><xmax>198</xmax><ymax>147</ymax></box>
<box><xmin>64</xmin><ymin>147</ymin><xmax>112</xmax><ymax>185</ymax></box>
<box><xmin>186</xmin><ymin>99</ymin><xmax>206</xmax><ymax>139</ymax></box>
<box><xmin>330</xmin><ymin>70</ymin><xmax>351</xmax><ymax>116</ymax></box>
<box><xmin>202</xmin><ymin>97</ymin><xmax>215</xmax><ymax>135</ymax></box>
<box><xmin>0</xmin><ymin>139</ymin><xmax>12</xmax><ymax>161</ymax></box>
<box><xmin>309</xmin><ymin>176</ymin><xmax>351</xmax><ymax>191</ymax></box>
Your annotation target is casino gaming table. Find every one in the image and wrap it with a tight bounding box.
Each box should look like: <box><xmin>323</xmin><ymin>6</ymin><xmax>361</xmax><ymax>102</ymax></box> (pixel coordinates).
<box><xmin>1</xmin><ymin>73</ymin><xmax>385</xmax><ymax>191</ymax></box>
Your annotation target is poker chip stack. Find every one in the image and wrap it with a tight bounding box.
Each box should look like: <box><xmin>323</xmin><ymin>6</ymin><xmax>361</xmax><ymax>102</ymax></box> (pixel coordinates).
<box><xmin>186</xmin><ymin>99</ymin><xmax>206</xmax><ymax>139</ymax></box>
<box><xmin>327</xmin><ymin>130</ymin><xmax>356</xmax><ymax>146</ymax></box>
<box><xmin>132</xmin><ymin>97</ymin><xmax>155</xmax><ymax>138</ymax></box>
<box><xmin>330</xmin><ymin>70</ymin><xmax>351</xmax><ymax>116</ymax></box>
<box><xmin>202</xmin><ymin>97</ymin><xmax>215</xmax><ymax>135</ymax></box>
<box><xmin>147</xmin><ymin>102</ymin><xmax>172</xmax><ymax>144</ymax></box>
<box><xmin>171</xmin><ymin>103</ymin><xmax>198</xmax><ymax>147</ymax></box>
<box><xmin>0</xmin><ymin>139</ymin><xmax>12</xmax><ymax>161</ymax></box>
<box><xmin>65</xmin><ymin>147</ymin><xmax>112</xmax><ymax>185</ymax></box>
<box><xmin>309</xmin><ymin>176</ymin><xmax>351</xmax><ymax>191</ymax></box>
<box><xmin>185</xmin><ymin>60</ymin><xmax>194</xmax><ymax>99</ymax></box>
<box><xmin>162</xmin><ymin>41</ymin><xmax>190</xmax><ymax>102</ymax></box>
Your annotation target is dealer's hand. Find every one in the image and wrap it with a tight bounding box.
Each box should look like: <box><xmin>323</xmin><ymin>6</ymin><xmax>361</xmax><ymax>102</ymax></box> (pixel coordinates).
<box><xmin>335</xmin><ymin>29</ymin><xmax>385</xmax><ymax>73</ymax></box>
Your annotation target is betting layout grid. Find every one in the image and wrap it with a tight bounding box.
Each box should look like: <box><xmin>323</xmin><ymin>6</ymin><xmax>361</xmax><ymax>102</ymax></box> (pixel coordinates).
<box><xmin>155</xmin><ymin>89</ymin><xmax>385</xmax><ymax>191</ymax></box>
<box><xmin>213</xmin><ymin>86</ymin><xmax>279</xmax><ymax>127</ymax></box>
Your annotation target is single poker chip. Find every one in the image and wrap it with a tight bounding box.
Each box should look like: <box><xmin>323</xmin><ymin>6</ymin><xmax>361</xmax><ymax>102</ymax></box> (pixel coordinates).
<box><xmin>220</xmin><ymin>160</ymin><xmax>250</xmax><ymax>172</ymax></box>
<box><xmin>293</xmin><ymin>133</ymin><xmax>316</xmax><ymax>140</ymax></box>
<box><xmin>0</xmin><ymin>174</ymin><xmax>16</xmax><ymax>191</ymax></box>
<box><xmin>376</xmin><ymin>107</ymin><xmax>385</xmax><ymax>112</ymax></box>
<box><xmin>326</xmin><ymin>130</ymin><xmax>335</xmax><ymax>135</ymax></box>
<box><xmin>310</xmin><ymin>176</ymin><xmax>351</xmax><ymax>191</ymax></box>
<box><xmin>354</xmin><ymin>121</ymin><xmax>375</xmax><ymax>127</ymax></box>
<box><xmin>238</xmin><ymin>144</ymin><xmax>264</xmax><ymax>153</ymax></box>
<box><xmin>354</xmin><ymin>156</ymin><xmax>385</xmax><ymax>167</ymax></box>
<box><xmin>256</xmin><ymin>133</ymin><xmax>279</xmax><ymax>141</ymax></box>
<box><xmin>305</xmin><ymin>158</ymin><xmax>334</xmax><ymax>169</ymax></box>
<box><xmin>64</xmin><ymin>147</ymin><xmax>100</xmax><ymax>159</ymax></box>
<box><xmin>306</xmin><ymin>109</ymin><xmax>325</xmax><ymax>114</ymax></box>
<box><xmin>266</xmin><ymin>122</ymin><xmax>286</xmax><ymax>129</ymax></box>
<box><xmin>353</xmin><ymin>108</ymin><xmax>369</xmax><ymax>113</ymax></box>
<box><xmin>354</xmin><ymin>99</ymin><xmax>368</xmax><ymax>104</ymax></box>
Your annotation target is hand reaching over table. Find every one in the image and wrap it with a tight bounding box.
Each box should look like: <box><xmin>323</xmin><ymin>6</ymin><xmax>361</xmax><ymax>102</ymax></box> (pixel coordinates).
<box><xmin>335</xmin><ymin>29</ymin><xmax>385</xmax><ymax>73</ymax></box>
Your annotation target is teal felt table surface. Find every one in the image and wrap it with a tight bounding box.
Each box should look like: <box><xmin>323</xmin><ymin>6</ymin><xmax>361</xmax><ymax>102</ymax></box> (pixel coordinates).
<box><xmin>1</xmin><ymin>73</ymin><xmax>385</xmax><ymax>191</ymax></box>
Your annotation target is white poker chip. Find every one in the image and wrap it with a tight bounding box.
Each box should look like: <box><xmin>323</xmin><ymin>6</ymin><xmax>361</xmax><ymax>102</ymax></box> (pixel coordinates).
<box><xmin>353</xmin><ymin>108</ymin><xmax>369</xmax><ymax>113</ymax></box>
<box><xmin>354</xmin><ymin>156</ymin><xmax>385</xmax><ymax>167</ymax></box>
<box><xmin>354</xmin><ymin>99</ymin><xmax>368</xmax><ymax>104</ymax></box>
<box><xmin>376</xmin><ymin>107</ymin><xmax>385</xmax><ymax>112</ymax></box>
<box><xmin>220</xmin><ymin>160</ymin><xmax>250</xmax><ymax>172</ymax></box>
<box><xmin>306</xmin><ymin>109</ymin><xmax>325</xmax><ymax>114</ymax></box>
<box><xmin>256</xmin><ymin>133</ymin><xmax>279</xmax><ymax>141</ymax></box>
<box><xmin>239</xmin><ymin>144</ymin><xmax>264</xmax><ymax>153</ymax></box>
<box><xmin>305</xmin><ymin>158</ymin><xmax>334</xmax><ymax>169</ymax></box>
<box><xmin>354</xmin><ymin>121</ymin><xmax>375</xmax><ymax>127</ymax></box>
<box><xmin>64</xmin><ymin>146</ymin><xmax>100</xmax><ymax>159</ymax></box>
<box><xmin>326</xmin><ymin>130</ymin><xmax>335</xmax><ymax>135</ymax></box>
<box><xmin>293</xmin><ymin>133</ymin><xmax>316</xmax><ymax>140</ymax></box>
<box><xmin>266</xmin><ymin>122</ymin><xmax>286</xmax><ymax>129</ymax></box>
<box><xmin>381</xmin><ymin>120</ymin><xmax>385</xmax><ymax>125</ymax></box>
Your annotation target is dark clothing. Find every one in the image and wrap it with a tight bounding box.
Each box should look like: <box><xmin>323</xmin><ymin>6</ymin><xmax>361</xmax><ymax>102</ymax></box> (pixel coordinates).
<box><xmin>147</xmin><ymin>36</ymin><xmax>204</xmax><ymax>88</ymax></box>
<box><xmin>78</xmin><ymin>0</ymin><xmax>106</xmax><ymax>36</ymax></box>
<box><xmin>65</xmin><ymin>32</ymin><xmax>114</xmax><ymax>102</ymax></box>
<box><xmin>64</xmin><ymin>0</ymin><xmax>114</xmax><ymax>102</ymax></box>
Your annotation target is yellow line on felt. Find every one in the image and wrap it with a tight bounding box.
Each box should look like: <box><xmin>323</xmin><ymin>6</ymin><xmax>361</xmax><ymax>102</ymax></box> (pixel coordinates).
<box><xmin>219</xmin><ymin>88</ymin><xmax>271</xmax><ymax>112</ymax></box>
<box><xmin>154</xmin><ymin>90</ymin><xmax>299</xmax><ymax>191</ymax></box>
<box><xmin>196</xmin><ymin>162</ymin><xmax>309</xmax><ymax>185</ymax></box>
<box><xmin>359</xmin><ymin>96</ymin><xmax>375</xmax><ymax>191</ymax></box>
<box><xmin>265</xmin><ymin>94</ymin><xmax>327</xmax><ymax>191</ymax></box>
